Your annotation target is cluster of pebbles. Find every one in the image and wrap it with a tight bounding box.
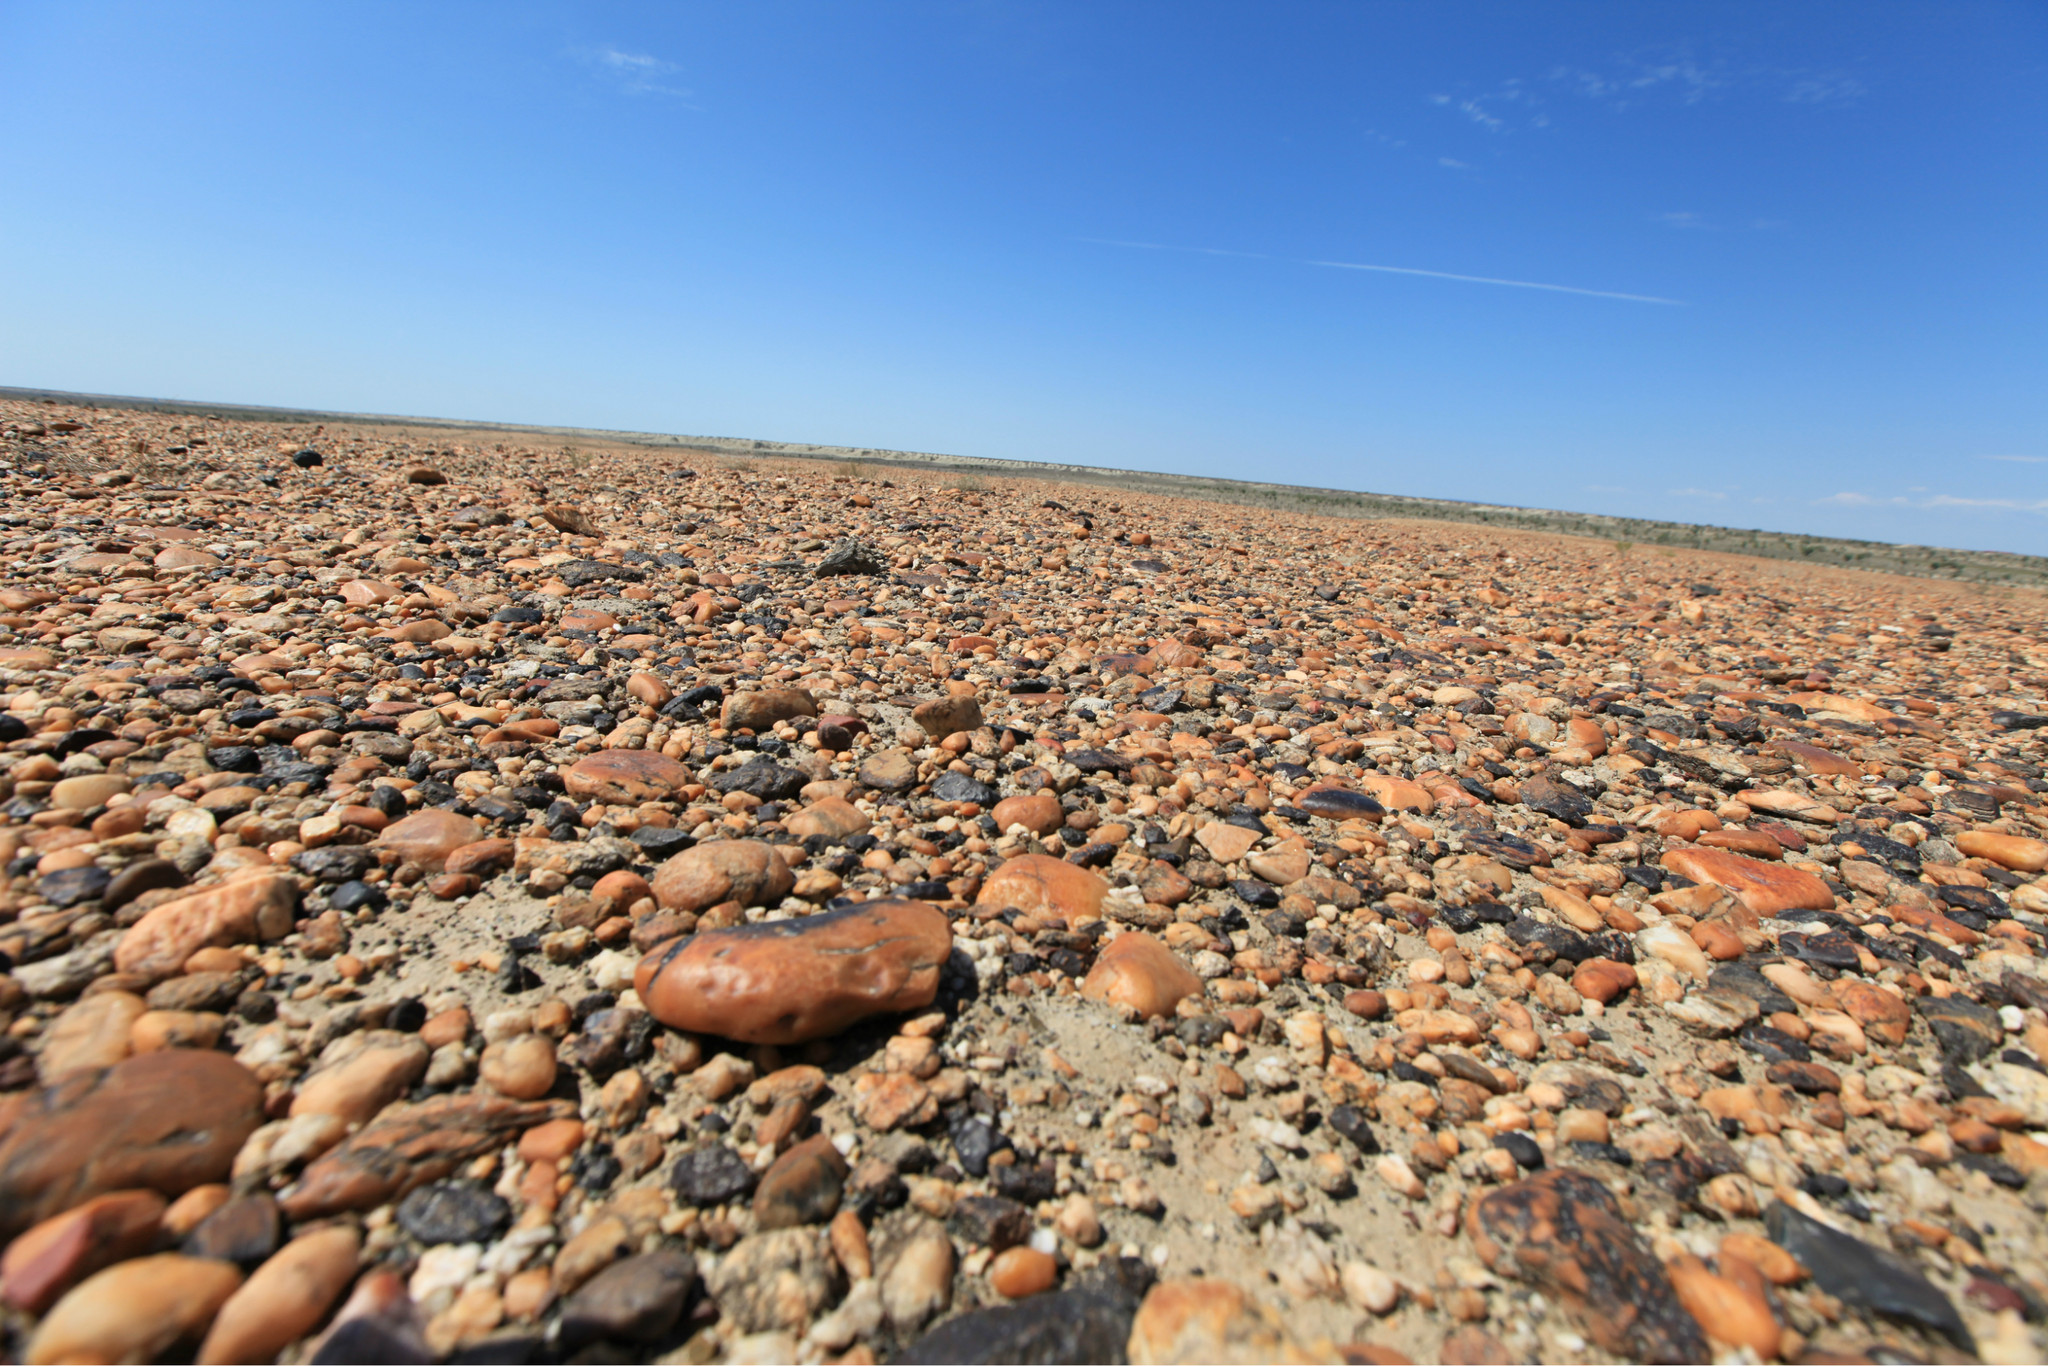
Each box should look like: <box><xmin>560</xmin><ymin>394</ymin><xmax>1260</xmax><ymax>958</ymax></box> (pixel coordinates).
<box><xmin>3</xmin><ymin>398</ymin><xmax>2048</xmax><ymax>1364</ymax></box>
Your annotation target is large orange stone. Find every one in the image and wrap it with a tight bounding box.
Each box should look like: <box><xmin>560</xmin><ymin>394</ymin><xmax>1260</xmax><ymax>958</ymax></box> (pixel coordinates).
<box><xmin>990</xmin><ymin>794</ymin><xmax>1063</xmax><ymax>837</ymax></box>
<box><xmin>651</xmin><ymin>840</ymin><xmax>794</xmax><ymax>913</ymax></box>
<box><xmin>375</xmin><ymin>809</ymin><xmax>483</xmax><ymax>872</ymax></box>
<box><xmin>1080</xmin><ymin>933</ymin><xmax>1202</xmax><ymax>1019</ymax></box>
<box><xmin>114</xmin><ymin>874</ymin><xmax>298</xmax><ymax>982</ymax></box>
<box><xmin>783</xmin><ymin>798</ymin><xmax>869</xmax><ymax>842</ymax></box>
<box><xmin>1359</xmin><ymin>772</ymin><xmax>1434</xmax><ymax>814</ymax></box>
<box><xmin>1661</xmin><ymin>848</ymin><xmax>1833</xmax><ymax>917</ymax></box>
<box><xmin>1957</xmin><ymin>831</ymin><xmax>2048</xmax><ymax>874</ymax></box>
<box><xmin>974</xmin><ymin>854</ymin><xmax>1107</xmax><ymax>926</ymax></box>
<box><xmin>635</xmin><ymin>899</ymin><xmax>951</xmax><ymax>1044</ymax></box>
<box><xmin>563</xmin><ymin>750</ymin><xmax>694</xmax><ymax>804</ymax></box>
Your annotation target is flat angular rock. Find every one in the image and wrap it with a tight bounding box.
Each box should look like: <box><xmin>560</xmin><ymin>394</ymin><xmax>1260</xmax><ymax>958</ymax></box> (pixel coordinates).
<box><xmin>913</xmin><ymin>693</ymin><xmax>983</xmax><ymax>740</ymax></box>
<box><xmin>1661</xmin><ymin>847</ymin><xmax>1834</xmax><ymax>916</ymax></box>
<box><xmin>815</xmin><ymin>539</ymin><xmax>887</xmax><ymax>576</ymax></box>
<box><xmin>1765</xmin><ymin>1200</ymin><xmax>1971</xmax><ymax>1349</ymax></box>
<box><xmin>899</xmin><ymin>1258</ymin><xmax>1153</xmax><ymax>1364</ymax></box>
<box><xmin>280</xmin><ymin>1092</ymin><xmax>568</xmax><ymax>1219</ymax></box>
<box><xmin>1468</xmin><ymin>1169</ymin><xmax>1707</xmax><ymax>1362</ymax></box>
<box><xmin>0</xmin><ymin>1050</ymin><xmax>263</xmax><ymax>1239</ymax></box>
<box><xmin>636</xmin><ymin>899</ymin><xmax>950</xmax><ymax>1044</ymax></box>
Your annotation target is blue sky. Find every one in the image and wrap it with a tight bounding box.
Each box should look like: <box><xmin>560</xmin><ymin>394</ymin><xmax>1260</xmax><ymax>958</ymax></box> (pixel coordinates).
<box><xmin>2</xmin><ymin>3</ymin><xmax>2044</xmax><ymax>553</ymax></box>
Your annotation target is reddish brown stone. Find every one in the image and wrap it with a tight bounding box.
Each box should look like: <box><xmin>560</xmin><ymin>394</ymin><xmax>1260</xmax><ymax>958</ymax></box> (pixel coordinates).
<box><xmin>1660</xmin><ymin>847</ymin><xmax>1833</xmax><ymax>916</ymax></box>
<box><xmin>974</xmin><ymin>854</ymin><xmax>1108</xmax><ymax>926</ymax></box>
<box><xmin>114</xmin><ymin>874</ymin><xmax>298</xmax><ymax>982</ymax></box>
<box><xmin>563</xmin><ymin>750</ymin><xmax>695</xmax><ymax>803</ymax></box>
<box><xmin>0</xmin><ymin>1189</ymin><xmax>166</xmax><ymax>1314</ymax></box>
<box><xmin>990</xmin><ymin>794</ymin><xmax>1063</xmax><ymax>837</ymax></box>
<box><xmin>651</xmin><ymin>840</ymin><xmax>794</xmax><ymax>913</ymax></box>
<box><xmin>1833</xmin><ymin>979</ymin><xmax>1912</xmax><ymax>1045</ymax></box>
<box><xmin>1080</xmin><ymin>932</ymin><xmax>1202</xmax><ymax>1019</ymax></box>
<box><xmin>635</xmin><ymin>899</ymin><xmax>951</xmax><ymax>1045</ymax></box>
<box><xmin>1469</xmin><ymin>1170</ymin><xmax>1706</xmax><ymax>1362</ymax></box>
<box><xmin>375</xmin><ymin>808</ymin><xmax>484</xmax><ymax>872</ymax></box>
<box><xmin>721</xmin><ymin>688</ymin><xmax>818</xmax><ymax>732</ymax></box>
<box><xmin>0</xmin><ymin>1051</ymin><xmax>263</xmax><ymax>1239</ymax></box>
<box><xmin>280</xmin><ymin>1091</ymin><xmax>570</xmax><ymax>1219</ymax></box>
<box><xmin>444</xmin><ymin>838</ymin><xmax>517</xmax><ymax>878</ymax></box>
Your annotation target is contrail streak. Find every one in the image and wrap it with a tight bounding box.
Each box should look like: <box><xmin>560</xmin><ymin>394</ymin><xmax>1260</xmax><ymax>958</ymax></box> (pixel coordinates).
<box><xmin>1079</xmin><ymin>236</ymin><xmax>1685</xmax><ymax>306</ymax></box>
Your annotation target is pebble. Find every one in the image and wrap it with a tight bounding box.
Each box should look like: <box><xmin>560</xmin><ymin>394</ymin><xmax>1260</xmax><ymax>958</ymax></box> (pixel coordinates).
<box><xmin>1080</xmin><ymin>930</ymin><xmax>1203</xmax><ymax>1018</ymax></box>
<box><xmin>195</xmin><ymin>1225</ymin><xmax>361</xmax><ymax>1365</ymax></box>
<box><xmin>26</xmin><ymin>1253</ymin><xmax>244</xmax><ymax>1366</ymax></box>
<box><xmin>636</xmin><ymin>898</ymin><xmax>950</xmax><ymax>1044</ymax></box>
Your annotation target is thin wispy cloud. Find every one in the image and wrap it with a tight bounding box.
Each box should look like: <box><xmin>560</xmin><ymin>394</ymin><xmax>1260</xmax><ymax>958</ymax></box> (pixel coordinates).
<box><xmin>1428</xmin><ymin>80</ymin><xmax>1549</xmax><ymax>134</ymax></box>
<box><xmin>578</xmin><ymin>46</ymin><xmax>692</xmax><ymax>100</ymax></box>
<box><xmin>1552</xmin><ymin>52</ymin><xmax>1868</xmax><ymax>112</ymax></box>
<box><xmin>1652</xmin><ymin>211</ymin><xmax>1785</xmax><ymax>233</ymax></box>
<box><xmin>1081</xmin><ymin>238</ymin><xmax>1684</xmax><ymax>306</ymax></box>
<box><xmin>1820</xmin><ymin>491</ymin><xmax>2048</xmax><ymax>513</ymax></box>
<box><xmin>1982</xmin><ymin>454</ymin><xmax>2047</xmax><ymax>464</ymax></box>
<box><xmin>1669</xmin><ymin>487</ymin><xmax>1727</xmax><ymax>499</ymax></box>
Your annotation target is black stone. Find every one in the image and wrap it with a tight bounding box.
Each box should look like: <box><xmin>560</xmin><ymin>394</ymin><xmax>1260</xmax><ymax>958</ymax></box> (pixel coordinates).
<box><xmin>183</xmin><ymin>1193</ymin><xmax>281</xmax><ymax>1267</ymax></box>
<box><xmin>1294</xmin><ymin>787</ymin><xmax>1389</xmax><ymax>820</ymax></box>
<box><xmin>670</xmin><ymin>1144</ymin><xmax>756</xmax><ymax>1206</ymax></box>
<box><xmin>102</xmin><ymin>858</ymin><xmax>186</xmax><ymax>911</ymax></box>
<box><xmin>292</xmin><ymin>845</ymin><xmax>378</xmax><ymax>884</ymax></box>
<box><xmin>206</xmin><ymin>744</ymin><xmax>261</xmax><ymax>772</ymax></box>
<box><xmin>1764</xmin><ymin>1200</ymin><xmax>1973</xmax><ymax>1350</ymax></box>
<box><xmin>330</xmin><ymin>879</ymin><xmax>387</xmax><ymax>912</ymax></box>
<box><xmin>948</xmin><ymin>1194</ymin><xmax>1031</xmax><ymax>1251</ymax></box>
<box><xmin>1495</xmin><ymin>1131</ymin><xmax>1544</xmax><ymax>1170</ymax></box>
<box><xmin>993</xmin><ymin>1162</ymin><xmax>1057</xmax><ymax>1206</ymax></box>
<box><xmin>396</xmin><ymin>1182</ymin><xmax>511</xmax><ymax>1246</ymax></box>
<box><xmin>951</xmin><ymin>1116</ymin><xmax>1009</xmax><ymax>1177</ymax></box>
<box><xmin>1739</xmin><ymin>1024</ymin><xmax>1812</xmax><ymax>1064</ymax></box>
<box><xmin>930</xmin><ymin>771</ymin><xmax>998</xmax><ymax>806</ymax></box>
<box><xmin>1706</xmin><ymin>963</ymin><xmax>1797</xmax><ymax>1017</ymax></box>
<box><xmin>814</xmin><ymin>539</ymin><xmax>887</xmax><ymax>577</ymax></box>
<box><xmin>1519</xmin><ymin>775</ymin><xmax>1594</xmax><ymax>826</ymax></box>
<box><xmin>1327</xmin><ymin>1104</ymin><xmax>1379</xmax><ymax>1153</ymax></box>
<box><xmin>291</xmin><ymin>448</ymin><xmax>324</xmax><ymax>467</ymax></box>
<box><xmin>708</xmin><ymin>759</ymin><xmax>808</xmax><ymax>802</ymax></box>
<box><xmin>896</xmin><ymin>1257</ymin><xmax>1155</xmax><ymax>1364</ymax></box>
<box><xmin>37</xmin><ymin>865</ymin><xmax>109</xmax><ymax>908</ymax></box>
<box><xmin>1232</xmin><ymin>879</ymin><xmax>1280</xmax><ymax>909</ymax></box>
<box><xmin>630</xmin><ymin>825</ymin><xmax>696</xmax><ymax>861</ymax></box>
<box><xmin>1918</xmin><ymin>994</ymin><xmax>2003</xmax><ymax>1064</ymax></box>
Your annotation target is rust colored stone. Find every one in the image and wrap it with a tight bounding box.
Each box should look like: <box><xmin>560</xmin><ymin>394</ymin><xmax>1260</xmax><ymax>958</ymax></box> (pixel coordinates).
<box><xmin>651</xmin><ymin>839</ymin><xmax>794</xmax><ymax>913</ymax></box>
<box><xmin>1468</xmin><ymin>1169</ymin><xmax>1707</xmax><ymax>1362</ymax></box>
<box><xmin>635</xmin><ymin>899</ymin><xmax>951</xmax><ymax>1045</ymax></box>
